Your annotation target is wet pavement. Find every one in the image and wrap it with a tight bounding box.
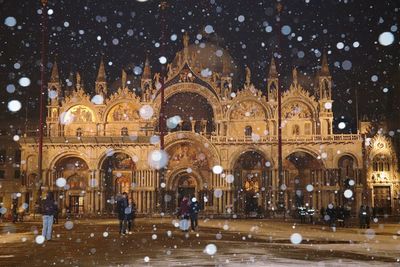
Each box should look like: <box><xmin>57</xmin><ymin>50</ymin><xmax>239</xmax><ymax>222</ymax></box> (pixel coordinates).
<box><xmin>0</xmin><ymin>217</ymin><xmax>399</xmax><ymax>266</ymax></box>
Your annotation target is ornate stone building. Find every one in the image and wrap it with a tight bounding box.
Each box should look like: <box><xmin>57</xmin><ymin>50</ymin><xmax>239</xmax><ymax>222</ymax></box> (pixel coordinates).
<box><xmin>18</xmin><ymin>34</ymin><xmax>399</xmax><ymax>217</ymax></box>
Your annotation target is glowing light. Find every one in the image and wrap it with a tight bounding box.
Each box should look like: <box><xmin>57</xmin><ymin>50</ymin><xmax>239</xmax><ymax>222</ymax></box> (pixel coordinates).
<box><xmin>290</xmin><ymin>233</ymin><xmax>302</xmax><ymax>244</ymax></box>
<box><xmin>8</xmin><ymin>100</ymin><xmax>22</xmax><ymax>112</ymax></box>
<box><xmin>204</xmin><ymin>244</ymin><xmax>217</xmax><ymax>255</ymax></box>
<box><xmin>56</xmin><ymin>177</ymin><xmax>67</xmax><ymax>187</ymax></box>
<box><xmin>212</xmin><ymin>165</ymin><xmax>223</xmax><ymax>174</ymax></box>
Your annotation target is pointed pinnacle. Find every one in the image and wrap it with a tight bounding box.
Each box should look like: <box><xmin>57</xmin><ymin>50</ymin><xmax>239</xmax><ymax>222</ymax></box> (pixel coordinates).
<box><xmin>96</xmin><ymin>56</ymin><xmax>106</xmax><ymax>82</ymax></box>
<box><xmin>292</xmin><ymin>67</ymin><xmax>298</xmax><ymax>84</ymax></box>
<box><xmin>50</xmin><ymin>60</ymin><xmax>59</xmax><ymax>83</ymax></box>
<box><xmin>268</xmin><ymin>57</ymin><xmax>278</xmax><ymax>78</ymax></box>
<box><xmin>321</xmin><ymin>52</ymin><xmax>330</xmax><ymax>76</ymax></box>
<box><xmin>142</xmin><ymin>56</ymin><xmax>151</xmax><ymax>79</ymax></box>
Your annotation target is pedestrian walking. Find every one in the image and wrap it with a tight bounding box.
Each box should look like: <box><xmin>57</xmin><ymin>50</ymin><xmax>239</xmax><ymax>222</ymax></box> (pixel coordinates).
<box><xmin>11</xmin><ymin>199</ymin><xmax>18</xmax><ymax>223</ymax></box>
<box><xmin>126</xmin><ymin>198</ymin><xmax>136</xmax><ymax>233</ymax></box>
<box><xmin>116</xmin><ymin>192</ymin><xmax>128</xmax><ymax>235</ymax></box>
<box><xmin>41</xmin><ymin>192</ymin><xmax>57</xmax><ymax>241</ymax></box>
<box><xmin>178</xmin><ymin>196</ymin><xmax>190</xmax><ymax>232</ymax></box>
<box><xmin>189</xmin><ymin>197</ymin><xmax>200</xmax><ymax>231</ymax></box>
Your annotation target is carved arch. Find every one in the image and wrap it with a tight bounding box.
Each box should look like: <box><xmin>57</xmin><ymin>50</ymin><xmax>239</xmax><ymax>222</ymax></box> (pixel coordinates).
<box><xmin>153</xmin><ymin>83</ymin><xmax>223</xmax><ymax>121</ymax></box>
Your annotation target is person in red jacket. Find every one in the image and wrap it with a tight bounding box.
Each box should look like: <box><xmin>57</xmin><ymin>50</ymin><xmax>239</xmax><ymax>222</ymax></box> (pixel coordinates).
<box><xmin>178</xmin><ymin>196</ymin><xmax>190</xmax><ymax>231</ymax></box>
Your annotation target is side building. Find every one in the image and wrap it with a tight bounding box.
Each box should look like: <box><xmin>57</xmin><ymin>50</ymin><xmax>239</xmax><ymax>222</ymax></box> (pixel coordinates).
<box><xmin>0</xmin><ymin>128</ymin><xmax>23</xmax><ymax>217</ymax></box>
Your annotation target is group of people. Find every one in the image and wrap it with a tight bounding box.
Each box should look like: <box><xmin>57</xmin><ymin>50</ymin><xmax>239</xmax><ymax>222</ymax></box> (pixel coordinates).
<box><xmin>177</xmin><ymin>196</ymin><xmax>200</xmax><ymax>231</ymax></box>
<box><xmin>320</xmin><ymin>204</ymin><xmax>351</xmax><ymax>227</ymax></box>
<box><xmin>116</xmin><ymin>192</ymin><xmax>136</xmax><ymax>235</ymax></box>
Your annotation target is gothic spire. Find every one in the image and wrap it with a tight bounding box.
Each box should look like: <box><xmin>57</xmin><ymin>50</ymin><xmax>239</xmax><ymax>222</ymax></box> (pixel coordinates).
<box><xmin>292</xmin><ymin>67</ymin><xmax>298</xmax><ymax>84</ymax></box>
<box><xmin>183</xmin><ymin>32</ymin><xmax>190</xmax><ymax>60</ymax></box>
<box><xmin>142</xmin><ymin>56</ymin><xmax>151</xmax><ymax>79</ymax></box>
<box><xmin>121</xmin><ymin>69</ymin><xmax>127</xmax><ymax>88</ymax></box>
<box><xmin>76</xmin><ymin>72</ymin><xmax>82</xmax><ymax>89</ymax></box>
<box><xmin>320</xmin><ymin>52</ymin><xmax>330</xmax><ymax>76</ymax></box>
<box><xmin>96</xmin><ymin>56</ymin><xmax>106</xmax><ymax>82</ymax></box>
<box><xmin>268</xmin><ymin>57</ymin><xmax>278</xmax><ymax>78</ymax></box>
<box><xmin>50</xmin><ymin>60</ymin><xmax>59</xmax><ymax>83</ymax></box>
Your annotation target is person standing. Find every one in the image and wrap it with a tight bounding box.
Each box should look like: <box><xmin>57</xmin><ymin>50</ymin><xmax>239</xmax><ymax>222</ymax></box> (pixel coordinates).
<box><xmin>11</xmin><ymin>199</ymin><xmax>18</xmax><ymax>223</ymax></box>
<box><xmin>365</xmin><ymin>206</ymin><xmax>371</xmax><ymax>228</ymax></box>
<box><xmin>359</xmin><ymin>205</ymin><xmax>367</xmax><ymax>228</ymax></box>
<box><xmin>178</xmin><ymin>196</ymin><xmax>190</xmax><ymax>232</ymax></box>
<box><xmin>117</xmin><ymin>192</ymin><xmax>128</xmax><ymax>235</ymax></box>
<box><xmin>41</xmin><ymin>192</ymin><xmax>57</xmax><ymax>241</ymax></box>
<box><xmin>126</xmin><ymin>198</ymin><xmax>136</xmax><ymax>233</ymax></box>
<box><xmin>189</xmin><ymin>197</ymin><xmax>200</xmax><ymax>231</ymax></box>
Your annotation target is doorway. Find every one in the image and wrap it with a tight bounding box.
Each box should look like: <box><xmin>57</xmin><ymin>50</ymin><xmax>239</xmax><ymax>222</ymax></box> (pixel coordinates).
<box><xmin>175</xmin><ymin>174</ymin><xmax>197</xmax><ymax>208</ymax></box>
<box><xmin>373</xmin><ymin>186</ymin><xmax>391</xmax><ymax>215</ymax></box>
<box><xmin>69</xmin><ymin>195</ymin><xmax>84</xmax><ymax>214</ymax></box>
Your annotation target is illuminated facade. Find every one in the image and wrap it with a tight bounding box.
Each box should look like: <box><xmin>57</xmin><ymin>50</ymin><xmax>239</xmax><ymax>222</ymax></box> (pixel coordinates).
<box><xmin>17</xmin><ymin>34</ymin><xmax>399</xmax><ymax>216</ymax></box>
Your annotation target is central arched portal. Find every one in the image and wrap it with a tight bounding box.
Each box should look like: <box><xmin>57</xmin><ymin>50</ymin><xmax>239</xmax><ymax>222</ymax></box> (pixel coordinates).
<box><xmin>100</xmin><ymin>152</ymin><xmax>135</xmax><ymax>213</ymax></box>
<box><xmin>284</xmin><ymin>151</ymin><xmax>324</xmax><ymax>212</ymax></box>
<box><xmin>53</xmin><ymin>157</ymin><xmax>89</xmax><ymax>215</ymax></box>
<box><xmin>233</xmin><ymin>151</ymin><xmax>271</xmax><ymax>216</ymax></box>
<box><xmin>164</xmin><ymin>171</ymin><xmax>204</xmax><ymax>213</ymax></box>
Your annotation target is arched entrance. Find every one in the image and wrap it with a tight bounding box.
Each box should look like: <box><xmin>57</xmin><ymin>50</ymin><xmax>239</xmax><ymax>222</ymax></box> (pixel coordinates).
<box><xmin>164</xmin><ymin>139</ymin><xmax>212</xmax><ymax>213</ymax></box>
<box><xmin>284</xmin><ymin>151</ymin><xmax>324</xmax><ymax>212</ymax></box>
<box><xmin>164</xmin><ymin>170</ymin><xmax>204</xmax><ymax>213</ymax></box>
<box><xmin>53</xmin><ymin>157</ymin><xmax>89</xmax><ymax>215</ymax></box>
<box><xmin>100</xmin><ymin>152</ymin><xmax>135</xmax><ymax>213</ymax></box>
<box><xmin>161</xmin><ymin>92</ymin><xmax>215</xmax><ymax>134</ymax></box>
<box><xmin>176</xmin><ymin>172</ymin><xmax>198</xmax><ymax>207</ymax></box>
<box><xmin>233</xmin><ymin>151</ymin><xmax>271</xmax><ymax>216</ymax></box>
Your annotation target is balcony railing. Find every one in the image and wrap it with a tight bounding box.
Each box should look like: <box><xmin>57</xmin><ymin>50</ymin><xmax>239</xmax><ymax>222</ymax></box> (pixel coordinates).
<box><xmin>20</xmin><ymin>128</ymin><xmax>361</xmax><ymax>145</ymax></box>
<box><xmin>210</xmin><ymin>134</ymin><xmax>362</xmax><ymax>143</ymax></box>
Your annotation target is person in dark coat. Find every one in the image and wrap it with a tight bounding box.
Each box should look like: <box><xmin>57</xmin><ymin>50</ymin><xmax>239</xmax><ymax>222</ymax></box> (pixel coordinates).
<box><xmin>359</xmin><ymin>205</ymin><xmax>367</xmax><ymax>228</ymax></box>
<box><xmin>343</xmin><ymin>205</ymin><xmax>351</xmax><ymax>227</ymax></box>
<box><xmin>326</xmin><ymin>203</ymin><xmax>336</xmax><ymax>227</ymax></box>
<box><xmin>189</xmin><ymin>197</ymin><xmax>200</xmax><ymax>231</ymax></box>
<box><xmin>365</xmin><ymin>206</ymin><xmax>371</xmax><ymax>228</ymax></box>
<box><xmin>337</xmin><ymin>206</ymin><xmax>345</xmax><ymax>227</ymax></box>
<box><xmin>11</xmin><ymin>199</ymin><xmax>18</xmax><ymax>223</ymax></box>
<box><xmin>178</xmin><ymin>196</ymin><xmax>190</xmax><ymax>231</ymax></box>
<box><xmin>116</xmin><ymin>192</ymin><xmax>128</xmax><ymax>235</ymax></box>
<box><xmin>41</xmin><ymin>191</ymin><xmax>57</xmax><ymax>241</ymax></box>
<box><xmin>126</xmin><ymin>198</ymin><xmax>136</xmax><ymax>233</ymax></box>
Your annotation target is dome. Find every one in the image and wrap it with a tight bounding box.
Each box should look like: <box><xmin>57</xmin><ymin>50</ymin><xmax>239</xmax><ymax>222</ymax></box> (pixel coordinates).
<box><xmin>171</xmin><ymin>35</ymin><xmax>238</xmax><ymax>78</ymax></box>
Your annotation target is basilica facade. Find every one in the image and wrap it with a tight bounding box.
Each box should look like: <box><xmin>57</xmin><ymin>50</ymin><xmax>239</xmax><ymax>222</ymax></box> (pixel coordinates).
<box><xmin>18</xmin><ymin>34</ymin><xmax>399</xmax><ymax>217</ymax></box>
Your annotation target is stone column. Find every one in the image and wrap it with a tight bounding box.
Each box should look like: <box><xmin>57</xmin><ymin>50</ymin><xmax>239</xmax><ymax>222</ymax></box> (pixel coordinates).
<box><xmin>191</xmin><ymin>120</ymin><xmax>196</xmax><ymax>132</ymax></box>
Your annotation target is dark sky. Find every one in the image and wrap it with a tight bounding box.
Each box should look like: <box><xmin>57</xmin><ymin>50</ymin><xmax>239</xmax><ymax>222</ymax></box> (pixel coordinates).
<box><xmin>1</xmin><ymin>0</ymin><xmax>399</xmax><ymax>134</ymax></box>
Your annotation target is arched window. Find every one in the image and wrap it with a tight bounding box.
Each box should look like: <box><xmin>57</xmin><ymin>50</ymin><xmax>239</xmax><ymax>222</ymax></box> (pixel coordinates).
<box><xmin>245</xmin><ymin>126</ymin><xmax>252</xmax><ymax>137</ymax></box>
<box><xmin>292</xmin><ymin>125</ymin><xmax>300</xmax><ymax>136</ymax></box>
<box><xmin>76</xmin><ymin>128</ymin><xmax>83</xmax><ymax>137</ymax></box>
<box><xmin>121</xmin><ymin>127</ymin><xmax>128</xmax><ymax>136</ymax></box>
<box><xmin>338</xmin><ymin>155</ymin><xmax>355</xmax><ymax>178</ymax></box>
<box><xmin>373</xmin><ymin>155</ymin><xmax>390</xmax><ymax>172</ymax></box>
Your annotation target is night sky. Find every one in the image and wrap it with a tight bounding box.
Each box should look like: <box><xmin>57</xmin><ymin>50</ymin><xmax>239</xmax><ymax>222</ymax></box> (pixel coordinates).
<box><xmin>1</xmin><ymin>0</ymin><xmax>399</xmax><ymax>134</ymax></box>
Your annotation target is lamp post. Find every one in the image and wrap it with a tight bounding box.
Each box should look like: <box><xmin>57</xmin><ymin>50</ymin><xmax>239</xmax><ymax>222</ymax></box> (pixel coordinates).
<box><xmin>158</xmin><ymin>0</ymin><xmax>167</xmax><ymax>213</ymax></box>
<box><xmin>275</xmin><ymin>1</ymin><xmax>286</xmax><ymax>216</ymax></box>
<box><xmin>38</xmin><ymin>0</ymin><xmax>48</xmax><ymax>203</ymax></box>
